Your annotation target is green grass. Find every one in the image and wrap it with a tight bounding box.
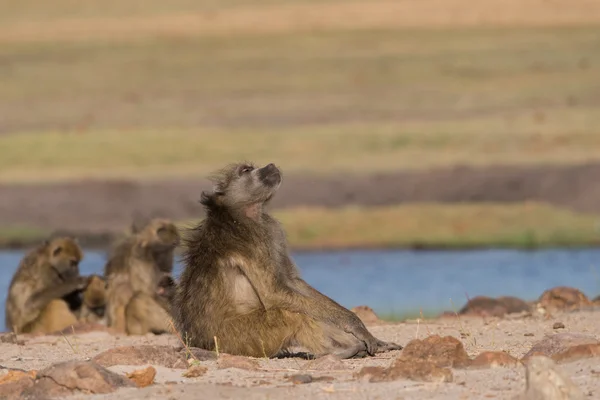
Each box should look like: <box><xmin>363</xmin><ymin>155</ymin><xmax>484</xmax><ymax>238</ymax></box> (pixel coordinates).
<box><xmin>3</xmin><ymin>202</ymin><xmax>600</xmax><ymax>249</ymax></box>
<box><xmin>2</xmin><ymin>25</ymin><xmax>600</xmax><ymax>182</ymax></box>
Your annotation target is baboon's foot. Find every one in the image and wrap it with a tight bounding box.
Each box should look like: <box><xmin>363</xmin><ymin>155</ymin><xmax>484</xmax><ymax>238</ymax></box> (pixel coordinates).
<box><xmin>331</xmin><ymin>342</ymin><xmax>369</xmax><ymax>359</ymax></box>
<box><xmin>272</xmin><ymin>349</ymin><xmax>315</xmax><ymax>360</ymax></box>
<box><xmin>375</xmin><ymin>338</ymin><xmax>403</xmax><ymax>352</ymax></box>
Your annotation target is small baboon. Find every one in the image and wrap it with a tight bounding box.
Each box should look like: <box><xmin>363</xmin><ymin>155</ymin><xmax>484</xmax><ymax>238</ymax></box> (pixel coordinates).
<box><xmin>5</xmin><ymin>237</ymin><xmax>89</xmax><ymax>334</ymax></box>
<box><xmin>125</xmin><ymin>274</ymin><xmax>176</xmax><ymax>335</ymax></box>
<box><xmin>76</xmin><ymin>275</ymin><xmax>108</xmax><ymax>324</ymax></box>
<box><xmin>104</xmin><ymin>218</ymin><xmax>180</xmax><ymax>334</ymax></box>
<box><xmin>174</xmin><ymin>162</ymin><xmax>402</xmax><ymax>359</ymax></box>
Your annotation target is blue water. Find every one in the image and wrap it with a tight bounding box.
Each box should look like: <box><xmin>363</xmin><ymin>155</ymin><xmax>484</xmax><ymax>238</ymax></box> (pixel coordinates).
<box><xmin>1</xmin><ymin>248</ymin><xmax>599</xmax><ymax>331</ymax></box>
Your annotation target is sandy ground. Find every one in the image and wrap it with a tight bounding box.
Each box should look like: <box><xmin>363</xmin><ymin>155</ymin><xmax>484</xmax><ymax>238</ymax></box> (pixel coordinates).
<box><xmin>2</xmin><ymin>309</ymin><xmax>599</xmax><ymax>399</ymax></box>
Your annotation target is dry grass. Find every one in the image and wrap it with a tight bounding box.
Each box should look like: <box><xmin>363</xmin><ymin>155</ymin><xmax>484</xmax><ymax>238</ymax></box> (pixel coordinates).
<box><xmin>179</xmin><ymin>202</ymin><xmax>600</xmax><ymax>250</ymax></box>
<box><xmin>2</xmin><ymin>0</ymin><xmax>600</xmax><ymax>44</ymax></box>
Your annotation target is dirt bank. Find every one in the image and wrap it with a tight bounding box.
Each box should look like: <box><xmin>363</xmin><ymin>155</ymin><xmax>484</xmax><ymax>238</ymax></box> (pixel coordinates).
<box><xmin>1</xmin><ymin>308</ymin><xmax>599</xmax><ymax>400</ymax></box>
<box><xmin>2</xmin><ymin>162</ymin><xmax>600</xmax><ymax>236</ymax></box>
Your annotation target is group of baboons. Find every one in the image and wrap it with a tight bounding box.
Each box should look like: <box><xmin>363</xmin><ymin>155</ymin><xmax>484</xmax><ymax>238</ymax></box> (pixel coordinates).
<box><xmin>4</xmin><ymin>162</ymin><xmax>402</xmax><ymax>359</ymax></box>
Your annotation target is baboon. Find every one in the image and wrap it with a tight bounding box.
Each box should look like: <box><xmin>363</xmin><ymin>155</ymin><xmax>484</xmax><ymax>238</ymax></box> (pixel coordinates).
<box><xmin>174</xmin><ymin>162</ymin><xmax>402</xmax><ymax>359</ymax></box>
<box><xmin>76</xmin><ymin>275</ymin><xmax>108</xmax><ymax>324</ymax></box>
<box><xmin>125</xmin><ymin>274</ymin><xmax>176</xmax><ymax>335</ymax></box>
<box><xmin>104</xmin><ymin>218</ymin><xmax>180</xmax><ymax>334</ymax></box>
<box><xmin>5</xmin><ymin>237</ymin><xmax>89</xmax><ymax>334</ymax></box>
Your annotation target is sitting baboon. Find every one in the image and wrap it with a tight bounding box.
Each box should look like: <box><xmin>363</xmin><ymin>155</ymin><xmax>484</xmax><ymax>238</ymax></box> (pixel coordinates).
<box><xmin>5</xmin><ymin>237</ymin><xmax>89</xmax><ymax>334</ymax></box>
<box><xmin>174</xmin><ymin>162</ymin><xmax>402</xmax><ymax>359</ymax></box>
<box><xmin>104</xmin><ymin>218</ymin><xmax>180</xmax><ymax>334</ymax></box>
<box><xmin>76</xmin><ymin>275</ymin><xmax>108</xmax><ymax>324</ymax></box>
<box><xmin>125</xmin><ymin>274</ymin><xmax>176</xmax><ymax>335</ymax></box>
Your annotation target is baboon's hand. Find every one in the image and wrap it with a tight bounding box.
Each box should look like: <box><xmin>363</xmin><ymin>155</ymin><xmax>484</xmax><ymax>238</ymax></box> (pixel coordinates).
<box><xmin>375</xmin><ymin>338</ymin><xmax>403</xmax><ymax>352</ymax></box>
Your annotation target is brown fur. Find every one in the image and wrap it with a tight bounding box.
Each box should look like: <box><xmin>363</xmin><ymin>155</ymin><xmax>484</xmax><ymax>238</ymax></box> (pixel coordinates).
<box><xmin>77</xmin><ymin>275</ymin><xmax>108</xmax><ymax>324</ymax></box>
<box><xmin>174</xmin><ymin>162</ymin><xmax>402</xmax><ymax>359</ymax></box>
<box><xmin>104</xmin><ymin>218</ymin><xmax>180</xmax><ymax>334</ymax></box>
<box><xmin>5</xmin><ymin>237</ymin><xmax>88</xmax><ymax>334</ymax></box>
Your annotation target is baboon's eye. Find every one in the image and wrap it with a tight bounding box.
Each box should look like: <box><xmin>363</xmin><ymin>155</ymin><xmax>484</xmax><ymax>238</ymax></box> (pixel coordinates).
<box><xmin>52</xmin><ymin>246</ymin><xmax>63</xmax><ymax>257</ymax></box>
<box><xmin>69</xmin><ymin>259</ymin><xmax>78</xmax><ymax>268</ymax></box>
<box><xmin>239</xmin><ymin>166</ymin><xmax>253</xmax><ymax>175</ymax></box>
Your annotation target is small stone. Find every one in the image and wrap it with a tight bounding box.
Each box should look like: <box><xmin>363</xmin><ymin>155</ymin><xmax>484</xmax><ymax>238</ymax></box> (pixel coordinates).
<box><xmin>217</xmin><ymin>354</ymin><xmax>260</xmax><ymax>371</ymax></box>
<box><xmin>289</xmin><ymin>374</ymin><xmax>313</xmax><ymax>384</ymax></box>
<box><xmin>126</xmin><ymin>366</ymin><xmax>156</xmax><ymax>388</ymax></box>
<box><xmin>552</xmin><ymin>322</ymin><xmax>565</xmax><ymax>330</ymax></box>
<box><xmin>93</xmin><ymin>345</ymin><xmax>188</xmax><ymax>369</ymax></box>
<box><xmin>0</xmin><ymin>333</ymin><xmax>25</xmax><ymax>345</ymax></box>
<box><xmin>357</xmin><ymin>358</ymin><xmax>453</xmax><ymax>383</ymax></box>
<box><xmin>399</xmin><ymin>335</ymin><xmax>470</xmax><ymax>368</ymax></box>
<box><xmin>180</xmin><ymin>347</ymin><xmax>217</xmax><ymax>361</ymax></box>
<box><xmin>182</xmin><ymin>364</ymin><xmax>208</xmax><ymax>378</ymax></box>
<box><xmin>22</xmin><ymin>360</ymin><xmax>135</xmax><ymax>398</ymax></box>
<box><xmin>524</xmin><ymin>333</ymin><xmax>535</xmax><ymax>337</ymax></box>
<box><xmin>513</xmin><ymin>355</ymin><xmax>584</xmax><ymax>400</ymax></box>
<box><xmin>470</xmin><ymin>351</ymin><xmax>520</xmax><ymax>369</ymax></box>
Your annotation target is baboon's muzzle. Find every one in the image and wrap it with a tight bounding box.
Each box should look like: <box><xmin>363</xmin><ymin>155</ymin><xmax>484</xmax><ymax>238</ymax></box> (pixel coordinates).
<box><xmin>258</xmin><ymin>163</ymin><xmax>282</xmax><ymax>187</ymax></box>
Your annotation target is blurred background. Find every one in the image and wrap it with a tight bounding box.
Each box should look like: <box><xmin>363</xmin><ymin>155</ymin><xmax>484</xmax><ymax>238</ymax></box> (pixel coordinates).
<box><xmin>1</xmin><ymin>0</ymin><xmax>600</xmax><ymax>324</ymax></box>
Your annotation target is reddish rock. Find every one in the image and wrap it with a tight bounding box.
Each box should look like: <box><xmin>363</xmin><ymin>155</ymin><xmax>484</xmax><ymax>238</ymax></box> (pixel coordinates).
<box><xmin>22</xmin><ymin>360</ymin><xmax>135</xmax><ymax>398</ymax></box>
<box><xmin>522</xmin><ymin>333</ymin><xmax>600</xmax><ymax>364</ymax></box>
<box><xmin>0</xmin><ymin>370</ymin><xmax>36</xmax><ymax>400</ymax></box>
<box><xmin>182</xmin><ymin>364</ymin><xmax>208</xmax><ymax>378</ymax></box>
<box><xmin>357</xmin><ymin>358</ymin><xmax>453</xmax><ymax>383</ymax></box>
<box><xmin>459</xmin><ymin>296</ymin><xmax>531</xmax><ymax>318</ymax></box>
<box><xmin>470</xmin><ymin>351</ymin><xmax>520</xmax><ymax>369</ymax></box>
<box><xmin>93</xmin><ymin>345</ymin><xmax>188</xmax><ymax>369</ymax></box>
<box><xmin>459</xmin><ymin>296</ymin><xmax>508</xmax><ymax>318</ymax></box>
<box><xmin>350</xmin><ymin>306</ymin><xmax>381</xmax><ymax>325</ymax></box>
<box><xmin>126</xmin><ymin>366</ymin><xmax>156</xmax><ymax>388</ymax></box>
<box><xmin>302</xmin><ymin>354</ymin><xmax>345</xmax><ymax>371</ymax></box>
<box><xmin>538</xmin><ymin>286</ymin><xmax>592</xmax><ymax>312</ymax></box>
<box><xmin>399</xmin><ymin>335</ymin><xmax>470</xmax><ymax>368</ymax></box>
<box><xmin>217</xmin><ymin>354</ymin><xmax>260</xmax><ymax>371</ymax></box>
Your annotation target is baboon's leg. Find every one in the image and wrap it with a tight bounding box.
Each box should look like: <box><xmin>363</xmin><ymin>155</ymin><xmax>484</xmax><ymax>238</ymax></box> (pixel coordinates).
<box><xmin>106</xmin><ymin>282</ymin><xmax>132</xmax><ymax>333</ymax></box>
<box><xmin>28</xmin><ymin>300</ymin><xmax>79</xmax><ymax>334</ymax></box>
<box><xmin>125</xmin><ymin>293</ymin><xmax>172</xmax><ymax>335</ymax></box>
<box><xmin>292</xmin><ymin>317</ymin><xmax>369</xmax><ymax>359</ymax></box>
<box><xmin>289</xmin><ymin>278</ymin><xmax>403</xmax><ymax>352</ymax></box>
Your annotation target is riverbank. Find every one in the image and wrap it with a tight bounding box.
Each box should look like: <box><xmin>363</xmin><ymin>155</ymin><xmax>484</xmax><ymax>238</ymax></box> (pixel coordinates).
<box><xmin>2</xmin><ymin>201</ymin><xmax>599</xmax><ymax>251</ymax></box>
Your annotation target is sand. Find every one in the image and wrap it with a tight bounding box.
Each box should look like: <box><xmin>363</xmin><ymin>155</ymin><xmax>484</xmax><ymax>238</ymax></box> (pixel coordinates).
<box><xmin>1</xmin><ymin>308</ymin><xmax>599</xmax><ymax>399</ymax></box>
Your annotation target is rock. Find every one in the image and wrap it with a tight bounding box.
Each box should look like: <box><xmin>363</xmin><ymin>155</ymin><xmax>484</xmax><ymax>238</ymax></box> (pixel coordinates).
<box><xmin>552</xmin><ymin>344</ymin><xmax>600</xmax><ymax>364</ymax></box>
<box><xmin>459</xmin><ymin>296</ymin><xmax>531</xmax><ymax>318</ymax></box>
<box><xmin>470</xmin><ymin>351</ymin><xmax>520</xmax><ymax>369</ymax></box>
<box><xmin>22</xmin><ymin>360</ymin><xmax>135</xmax><ymax>398</ymax></box>
<box><xmin>182</xmin><ymin>364</ymin><xmax>208</xmax><ymax>378</ymax></box>
<box><xmin>0</xmin><ymin>369</ymin><xmax>36</xmax><ymax>400</ymax></box>
<box><xmin>302</xmin><ymin>354</ymin><xmax>345</xmax><ymax>371</ymax></box>
<box><xmin>350</xmin><ymin>305</ymin><xmax>381</xmax><ymax>325</ymax></box>
<box><xmin>289</xmin><ymin>374</ymin><xmax>313</xmax><ymax>384</ymax></box>
<box><xmin>357</xmin><ymin>358</ymin><xmax>453</xmax><ymax>383</ymax></box>
<box><xmin>538</xmin><ymin>287</ymin><xmax>592</xmax><ymax>312</ymax></box>
<box><xmin>513</xmin><ymin>355</ymin><xmax>584</xmax><ymax>400</ymax></box>
<box><xmin>553</xmin><ymin>322</ymin><xmax>566</xmax><ymax>330</ymax></box>
<box><xmin>497</xmin><ymin>296</ymin><xmax>532</xmax><ymax>314</ymax></box>
<box><xmin>522</xmin><ymin>333</ymin><xmax>600</xmax><ymax>364</ymax></box>
<box><xmin>93</xmin><ymin>345</ymin><xmax>188</xmax><ymax>369</ymax></box>
<box><xmin>0</xmin><ymin>333</ymin><xmax>25</xmax><ymax>345</ymax></box>
<box><xmin>217</xmin><ymin>354</ymin><xmax>260</xmax><ymax>371</ymax></box>
<box><xmin>126</xmin><ymin>366</ymin><xmax>156</xmax><ymax>388</ymax></box>
<box><xmin>399</xmin><ymin>335</ymin><xmax>471</xmax><ymax>368</ymax></box>
<box><xmin>459</xmin><ymin>296</ymin><xmax>507</xmax><ymax>317</ymax></box>
<box><xmin>179</xmin><ymin>347</ymin><xmax>217</xmax><ymax>361</ymax></box>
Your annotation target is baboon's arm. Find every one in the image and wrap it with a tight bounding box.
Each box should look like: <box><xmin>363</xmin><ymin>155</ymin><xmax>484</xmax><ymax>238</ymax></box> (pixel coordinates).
<box><xmin>27</xmin><ymin>279</ymin><xmax>86</xmax><ymax>312</ymax></box>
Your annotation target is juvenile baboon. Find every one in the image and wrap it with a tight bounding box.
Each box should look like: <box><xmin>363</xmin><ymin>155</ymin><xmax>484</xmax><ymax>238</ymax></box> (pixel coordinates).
<box><xmin>5</xmin><ymin>237</ymin><xmax>89</xmax><ymax>334</ymax></box>
<box><xmin>174</xmin><ymin>162</ymin><xmax>402</xmax><ymax>359</ymax></box>
<box><xmin>125</xmin><ymin>274</ymin><xmax>176</xmax><ymax>335</ymax></box>
<box><xmin>76</xmin><ymin>275</ymin><xmax>108</xmax><ymax>324</ymax></box>
<box><xmin>104</xmin><ymin>218</ymin><xmax>180</xmax><ymax>334</ymax></box>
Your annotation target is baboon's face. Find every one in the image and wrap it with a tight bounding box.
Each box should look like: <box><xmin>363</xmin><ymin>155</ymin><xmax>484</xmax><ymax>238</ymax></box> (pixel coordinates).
<box><xmin>84</xmin><ymin>275</ymin><xmax>108</xmax><ymax>308</ymax></box>
<box><xmin>46</xmin><ymin>237</ymin><xmax>82</xmax><ymax>282</ymax></box>
<box><xmin>215</xmin><ymin>162</ymin><xmax>282</xmax><ymax>207</ymax></box>
<box><xmin>140</xmin><ymin>219</ymin><xmax>181</xmax><ymax>249</ymax></box>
